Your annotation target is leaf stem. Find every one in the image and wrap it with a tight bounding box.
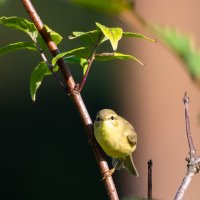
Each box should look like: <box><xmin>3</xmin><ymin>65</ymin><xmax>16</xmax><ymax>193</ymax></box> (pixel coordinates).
<box><xmin>78</xmin><ymin>33</ymin><xmax>102</xmax><ymax>92</ymax></box>
<box><xmin>21</xmin><ymin>1</ymin><xmax>119</xmax><ymax>200</ymax></box>
<box><xmin>78</xmin><ymin>51</ymin><xmax>95</xmax><ymax>92</ymax></box>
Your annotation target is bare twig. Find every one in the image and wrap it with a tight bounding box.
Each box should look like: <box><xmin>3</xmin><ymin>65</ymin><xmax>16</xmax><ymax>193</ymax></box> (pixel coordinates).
<box><xmin>183</xmin><ymin>92</ymin><xmax>196</xmax><ymax>158</ymax></box>
<box><xmin>174</xmin><ymin>169</ymin><xmax>196</xmax><ymax>200</ymax></box>
<box><xmin>148</xmin><ymin>159</ymin><xmax>153</xmax><ymax>200</ymax></box>
<box><xmin>35</xmin><ymin>41</ymin><xmax>66</xmax><ymax>91</ymax></box>
<box><xmin>20</xmin><ymin>1</ymin><xmax>119</xmax><ymax>200</ymax></box>
<box><xmin>174</xmin><ymin>93</ymin><xmax>200</xmax><ymax>200</ymax></box>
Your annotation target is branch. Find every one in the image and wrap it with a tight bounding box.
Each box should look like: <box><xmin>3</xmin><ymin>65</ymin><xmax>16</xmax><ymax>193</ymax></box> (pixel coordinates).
<box><xmin>20</xmin><ymin>1</ymin><xmax>119</xmax><ymax>200</ymax></box>
<box><xmin>183</xmin><ymin>92</ymin><xmax>196</xmax><ymax>158</ymax></box>
<box><xmin>78</xmin><ymin>33</ymin><xmax>102</xmax><ymax>92</ymax></box>
<box><xmin>148</xmin><ymin>160</ymin><xmax>153</xmax><ymax>200</ymax></box>
<box><xmin>78</xmin><ymin>51</ymin><xmax>96</xmax><ymax>92</ymax></box>
<box><xmin>174</xmin><ymin>93</ymin><xmax>200</xmax><ymax>200</ymax></box>
<box><xmin>35</xmin><ymin>41</ymin><xmax>66</xmax><ymax>91</ymax></box>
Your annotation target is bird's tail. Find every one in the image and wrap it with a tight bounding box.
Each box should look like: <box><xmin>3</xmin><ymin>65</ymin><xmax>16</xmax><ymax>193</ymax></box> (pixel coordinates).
<box><xmin>124</xmin><ymin>155</ymin><xmax>139</xmax><ymax>177</ymax></box>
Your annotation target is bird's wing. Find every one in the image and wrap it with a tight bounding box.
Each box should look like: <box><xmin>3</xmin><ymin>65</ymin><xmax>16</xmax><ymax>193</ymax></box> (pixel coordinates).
<box><xmin>127</xmin><ymin>133</ymin><xmax>137</xmax><ymax>145</ymax></box>
<box><xmin>118</xmin><ymin>116</ymin><xmax>137</xmax><ymax>145</ymax></box>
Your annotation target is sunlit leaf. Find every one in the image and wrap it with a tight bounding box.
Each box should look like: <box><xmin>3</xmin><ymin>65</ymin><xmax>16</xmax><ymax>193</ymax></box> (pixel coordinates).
<box><xmin>0</xmin><ymin>41</ymin><xmax>37</xmax><ymax>56</ymax></box>
<box><xmin>30</xmin><ymin>62</ymin><xmax>58</xmax><ymax>101</ymax></box>
<box><xmin>123</xmin><ymin>32</ymin><xmax>156</xmax><ymax>42</ymax></box>
<box><xmin>0</xmin><ymin>16</ymin><xmax>38</xmax><ymax>40</ymax></box>
<box><xmin>36</xmin><ymin>25</ymin><xmax>63</xmax><ymax>51</ymax></box>
<box><xmin>69</xmin><ymin>0</ymin><xmax>134</xmax><ymax>14</ymax></box>
<box><xmin>0</xmin><ymin>17</ymin><xmax>62</xmax><ymax>50</ymax></box>
<box><xmin>52</xmin><ymin>47</ymin><xmax>91</xmax><ymax>66</ymax></box>
<box><xmin>96</xmin><ymin>22</ymin><xmax>123</xmax><ymax>51</ymax></box>
<box><xmin>69</xmin><ymin>30</ymin><xmax>103</xmax><ymax>46</ymax></box>
<box><xmin>152</xmin><ymin>25</ymin><xmax>200</xmax><ymax>83</ymax></box>
<box><xmin>63</xmin><ymin>55</ymin><xmax>88</xmax><ymax>75</ymax></box>
<box><xmin>95</xmin><ymin>52</ymin><xmax>143</xmax><ymax>65</ymax></box>
<box><xmin>44</xmin><ymin>25</ymin><xmax>63</xmax><ymax>45</ymax></box>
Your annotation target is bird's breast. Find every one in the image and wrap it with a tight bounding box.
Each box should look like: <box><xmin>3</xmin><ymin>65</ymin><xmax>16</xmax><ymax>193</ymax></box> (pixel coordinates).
<box><xmin>94</xmin><ymin>121</ymin><xmax>134</xmax><ymax>158</ymax></box>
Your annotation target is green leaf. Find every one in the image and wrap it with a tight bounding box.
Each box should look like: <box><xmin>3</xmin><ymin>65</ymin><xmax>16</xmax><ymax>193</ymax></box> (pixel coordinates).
<box><xmin>0</xmin><ymin>16</ymin><xmax>38</xmax><ymax>40</ymax></box>
<box><xmin>69</xmin><ymin>0</ymin><xmax>134</xmax><ymax>14</ymax></box>
<box><xmin>63</xmin><ymin>55</ymin><xmax>88</xmax><ymax>75</ymax></box>
<box><xmin>152</xmin><ymin>25</ymin><xmax>200</xmax><ymax>83</ymax></box>
<box><xmin>69</xmin><ymin>30</ymin><xmax>102</xmax><ymax>46</ymax></box>
<box><xmin>30</xmin><ymin>62</ymin><xmax>58</xmax><ymax>102</ymax></box>
<box><xmin>0</xmin><ymin>17</ymin><xmax>62</xmax><ymax>50</ymax></box>
<box><xmin>36</xmin><ymin>25</ymin><xmax>63</xmax><ymax>51</ymax></box>
<box><xmin>123</xmin><ymin>32</ymin><xmax>156</xmax><ymax>42</ymax></box>
<box><xmin>52</xmin><ymin>47</ymin><xmax>91</xmax><ymax>66</ymax></box>
<box><xmin>96</xmin><ymin>22</ymin><xmax>123</xmax><ymax>51</ymax></box>
<box><xmin>44</xmin><ymin>25</ymin><xmax>63</xmax><ymax>45</ymax></box>
<box><xmin>0</xmin><ymin>41</ymin><xmax>37</xmax><ymax>56</ymax></box>
<box><xmin>95</xmin><ymin>52</ymin><xmax>143</xmax><ymax>65</ymax></box>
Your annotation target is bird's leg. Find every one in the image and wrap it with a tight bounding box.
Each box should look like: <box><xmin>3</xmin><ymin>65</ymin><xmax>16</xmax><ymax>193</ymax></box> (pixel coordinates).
<box><xmin>101</xmin><ymin>168</ymin><xmax>116</xmax><ymax>180</ymax></box>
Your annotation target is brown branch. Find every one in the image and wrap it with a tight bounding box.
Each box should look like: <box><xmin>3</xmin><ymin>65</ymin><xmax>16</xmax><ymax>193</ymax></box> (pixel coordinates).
<box><xmin>174</xmin><ymin>93</ymin><xmax>200</xmax><ymax>200</ymax></box>
<box><xmin>147</xmin><ymin>160</ymin><xmax>153</xmax><ymax>200</ymax></box>
<box><xmin>20</xmin><ymin>1</ymin><xmax>119</xmax><ymax>200</ymax></box>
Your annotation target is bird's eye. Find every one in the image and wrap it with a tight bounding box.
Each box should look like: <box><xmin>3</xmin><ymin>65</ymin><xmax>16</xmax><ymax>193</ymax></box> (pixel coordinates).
<box><xmin>111</xmin><ymin>116</ymin><xmax>114</xmax><ymax>120</ymax></box>
<box><xmin>96</xmin><ymin>117</ymin><xmax>100</xmax><ymax>121</ymax></box>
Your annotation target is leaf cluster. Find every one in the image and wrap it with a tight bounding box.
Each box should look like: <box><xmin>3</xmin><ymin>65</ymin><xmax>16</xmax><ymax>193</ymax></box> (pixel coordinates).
<box><xmin>53</xmin><ymin>22</ymin><xmax>155</xmax><ymax>75</ymax></box>
<box><xmin>68</xmin><ymin>0</ymin><xmax>200</xmax><ymax>88</ymax></box>
<box><xmin>0</xmin><ymin>16</ymin><xmax>154</xmax><ymax>101</ymax></box>
<box><xmin>0</xmin><ymin>16</ymin><xmax>62</xmax><ymax>101</ymax></box>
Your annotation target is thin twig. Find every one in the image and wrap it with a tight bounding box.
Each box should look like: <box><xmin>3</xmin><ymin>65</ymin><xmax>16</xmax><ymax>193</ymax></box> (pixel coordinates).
<box><xmin>35</xmin><ymin>41</ymin><xmax>66</xmax><ymax>91</ymax></box>
<box><xmin>20</xmin><ymin>1</ymin><xmax>119</xmax><ymax>200</ymax></box>
<box><xmin>78</xmin><ymin>33</ymin><xmax>102</xmax><ymax>92</ymax></box>
<box><xmin>183</xmin><ymin>92</ymin><xmax>196</xmax><ymax>158</ymax></box>
<box><xmin>148</xmin><ymin>159</ymin><xmax>153</xmax><ymax>200</ymax></box>
<box><xmin>174</xmin><ymin>93</ymin><xmax>200</xmax><ymax>200</ymax></box>
<box><xmin>78</xmin><ymin>51</ymin><xmax>96</xmax><ymax>92</ymax></box>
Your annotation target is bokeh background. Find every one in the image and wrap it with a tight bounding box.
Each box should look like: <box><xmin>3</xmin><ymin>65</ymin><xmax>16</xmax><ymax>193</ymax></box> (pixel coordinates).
<box><xmin>1</xmin><ymin>0</ymin><xmax>200</xmax><ymax>200</ymax></box>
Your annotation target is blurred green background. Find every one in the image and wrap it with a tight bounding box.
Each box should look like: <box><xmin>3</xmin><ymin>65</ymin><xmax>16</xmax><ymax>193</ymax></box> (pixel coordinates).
<box><xmin>0</xmin><ymin>1</ymin><xmax>126</xmax><ymax>199</ymax></box>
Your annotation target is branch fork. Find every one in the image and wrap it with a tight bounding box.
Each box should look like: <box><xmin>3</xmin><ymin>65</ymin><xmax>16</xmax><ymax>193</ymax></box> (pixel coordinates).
<box><xmin>174</xmin><ymin>92</ymin><xmax>200</xmax><ymax>200</ymax></box>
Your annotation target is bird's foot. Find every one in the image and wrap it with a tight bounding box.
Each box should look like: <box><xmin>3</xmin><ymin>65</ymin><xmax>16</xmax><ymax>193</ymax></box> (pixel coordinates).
<box><xmin>101</xmin><ymin>168</ymin><xmax>115</xmax><ymax>180</ymax></box>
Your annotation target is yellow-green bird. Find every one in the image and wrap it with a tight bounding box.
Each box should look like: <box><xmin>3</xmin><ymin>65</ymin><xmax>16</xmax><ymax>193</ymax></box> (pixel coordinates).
<box><xmin>94</xmin><ymin>109</ymin><xmax>139</xmax><ymax>178</ymax></box>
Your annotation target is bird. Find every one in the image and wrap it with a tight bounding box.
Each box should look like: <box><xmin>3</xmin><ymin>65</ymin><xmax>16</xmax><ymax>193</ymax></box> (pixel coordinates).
<box><xmin>94</xmin><ymin>109</ymin><xmax>139</xmax><ymax>178</ymax></box>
